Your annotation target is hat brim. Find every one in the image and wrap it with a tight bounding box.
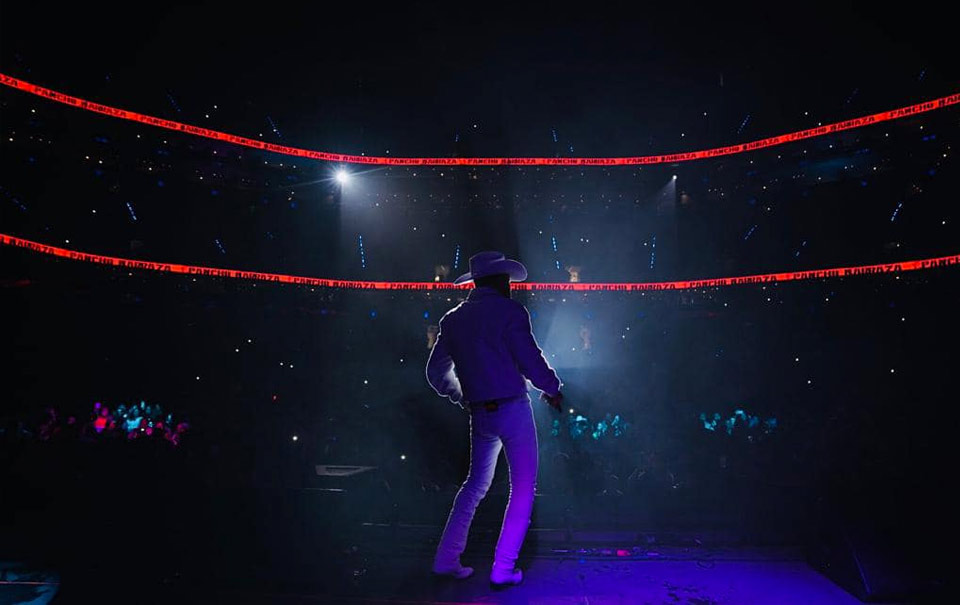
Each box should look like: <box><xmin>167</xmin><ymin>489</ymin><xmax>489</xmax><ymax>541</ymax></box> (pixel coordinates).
<box><xmin>453</xmin><ymin>259</ymin><xmax>528</xmax><ymax>285</ymax></box>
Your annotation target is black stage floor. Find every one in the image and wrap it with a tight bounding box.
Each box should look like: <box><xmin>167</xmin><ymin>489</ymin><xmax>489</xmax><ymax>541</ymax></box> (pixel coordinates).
<box><xmin>0</xmin><ymin>482</ymin><xmax>937</xmax><ymax>603</ymax></box>
<box><xmin>4</xmin><ymin>542</ymin><xmax>865</xmax><ymax>604</ymax></box>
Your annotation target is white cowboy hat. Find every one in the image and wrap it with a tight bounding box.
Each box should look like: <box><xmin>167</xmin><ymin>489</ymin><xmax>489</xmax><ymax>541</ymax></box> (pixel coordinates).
<box><xmin>453</xmin><ymin>251</ymin><xmax>528</xmax><ymax>285</ymax></box>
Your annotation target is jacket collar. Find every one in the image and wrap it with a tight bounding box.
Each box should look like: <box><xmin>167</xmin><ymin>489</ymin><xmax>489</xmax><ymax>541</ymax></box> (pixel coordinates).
<box><xmin>467</xmin><ymin>286</ymin><xmax>508</xmax><ymax>301</ymax></box>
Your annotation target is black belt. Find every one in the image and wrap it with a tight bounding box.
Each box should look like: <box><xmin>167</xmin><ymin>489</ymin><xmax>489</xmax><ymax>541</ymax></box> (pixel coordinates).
<box><xmin>470</xmin><ymin>396</ymin><xmax>519</xmax><ymax>412</ymax></box>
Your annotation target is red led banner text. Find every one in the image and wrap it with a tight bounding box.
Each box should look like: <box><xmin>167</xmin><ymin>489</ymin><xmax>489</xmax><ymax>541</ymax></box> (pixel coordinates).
<box><xmin>2</xmin><ymin>73</ymin><xmax>957</xmax><ymax>167</ymax></box>
<box><xmin>2</xmin><ymin>233</ymin><xmax>956</xmax><ymax>291</ymax></box>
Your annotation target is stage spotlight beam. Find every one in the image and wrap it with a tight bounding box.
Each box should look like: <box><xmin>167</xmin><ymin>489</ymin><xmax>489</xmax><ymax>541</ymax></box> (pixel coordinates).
<box><xmin>335</xmin><ymin>169</ymin><xmax>350</xmax><ymax>185</ymax></box>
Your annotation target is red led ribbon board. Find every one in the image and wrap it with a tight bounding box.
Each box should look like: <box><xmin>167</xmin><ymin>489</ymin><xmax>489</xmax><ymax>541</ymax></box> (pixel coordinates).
<box><xmin>3</xmin><ymin>233</ymin><xmax>957</xmax><ymax>291</ymax></box>
<box><xmin>1</xmin><ymin>73</ymin><xmax>958</xmax><ymax>166</ymax></box>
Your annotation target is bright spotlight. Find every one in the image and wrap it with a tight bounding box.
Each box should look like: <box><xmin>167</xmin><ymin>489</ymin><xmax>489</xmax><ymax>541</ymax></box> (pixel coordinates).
<box><xmin>335</xmin><ymin>169</ymin><xmax>350</xmax><ymax>185</ymax></box>
<box><xmin>672</xmin><ymin>174</ymin><xmax>677</xmax><ymax>180</ymax></box>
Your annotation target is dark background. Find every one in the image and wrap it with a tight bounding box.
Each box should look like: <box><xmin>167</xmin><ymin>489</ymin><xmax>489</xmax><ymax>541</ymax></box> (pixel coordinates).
<box><xmin>2</xmin><ymin>1</ymin><xmax>957</xmax><ymax>158</ymax></box>
<box><xmin>1</xmin><ymin>2</ymin><xmax>958</xmax><ymax>601</ymax></box>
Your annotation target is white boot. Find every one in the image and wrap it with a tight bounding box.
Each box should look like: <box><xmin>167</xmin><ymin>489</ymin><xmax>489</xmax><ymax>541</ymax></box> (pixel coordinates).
<box><xmin>490</xmin><ymin>565</ymin><xmax>523</xmax><ymax>587</ymax></box>
<box><xmin>432</xmin><ymin>559</ymin><xmax>474</xmax><ymax>580</ymax></box>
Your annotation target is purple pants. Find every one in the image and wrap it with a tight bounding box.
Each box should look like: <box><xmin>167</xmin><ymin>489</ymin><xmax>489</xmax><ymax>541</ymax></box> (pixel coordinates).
<box><xmin>434</xmin><ymin>393</ymin><xmax>539</xmax><ymax>572</ymax></box>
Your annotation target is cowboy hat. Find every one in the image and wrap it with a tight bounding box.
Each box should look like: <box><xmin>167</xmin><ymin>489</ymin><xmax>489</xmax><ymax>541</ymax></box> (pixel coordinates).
<box><xmin>453</xmin><ymin>251</ymin><xmax>528</xmax><ymax>285</ymax></box>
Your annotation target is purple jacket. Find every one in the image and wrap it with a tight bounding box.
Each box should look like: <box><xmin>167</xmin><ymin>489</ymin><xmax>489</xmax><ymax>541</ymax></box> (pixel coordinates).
<box><xmin>426</xmin><ymin>286</ymin><xmax>562</xmax><ymax>406</ymax></box>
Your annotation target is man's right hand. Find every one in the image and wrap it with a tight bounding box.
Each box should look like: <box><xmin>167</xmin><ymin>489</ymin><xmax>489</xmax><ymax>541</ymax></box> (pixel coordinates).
<box><xmin>541</xmin><ymin>391</ymin><xmax>563</xmax><ymax>411</ymax></box>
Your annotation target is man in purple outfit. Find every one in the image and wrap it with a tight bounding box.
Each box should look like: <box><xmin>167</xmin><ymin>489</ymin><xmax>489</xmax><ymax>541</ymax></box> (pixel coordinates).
<box><xmin>426</xmin><ymin>251</ymin><xmax>563</xmax><ymax>587</ymax></box>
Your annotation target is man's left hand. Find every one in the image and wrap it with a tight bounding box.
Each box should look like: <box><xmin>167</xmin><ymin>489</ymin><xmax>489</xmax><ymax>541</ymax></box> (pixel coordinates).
<box><xmin>541</xmin><ymin>391</ymin><xmax>564</xmax><ymax>411</ymax></box>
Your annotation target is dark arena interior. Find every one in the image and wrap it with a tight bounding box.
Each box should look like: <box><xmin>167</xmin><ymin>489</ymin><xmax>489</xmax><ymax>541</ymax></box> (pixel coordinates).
<box><xmin>0</xmin><ymin>3</ymin><xmax>957</xmax><ymax>604</ymax></box>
